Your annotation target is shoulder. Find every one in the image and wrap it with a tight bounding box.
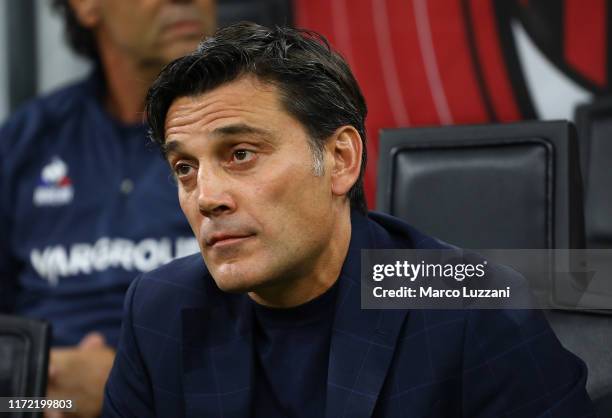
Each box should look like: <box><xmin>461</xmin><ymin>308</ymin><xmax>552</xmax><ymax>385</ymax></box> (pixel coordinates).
<box><xmin>460</xmin><ymin>306</ymin><xmax>593</xmax><ymax>415</ymax></box>
<box><xmin>130</xmin><ymin>253</ymin><xmax>212</xmax><ymax>308</ymax></box>
<box><xmin>365</xmin><ymin>212</ymin><xmax>556</xmax><ymax>353</ymax></box>
<box><xmin>107</xmin><ymin>254</ymin><xmax>212</xmax><ymax>416</ymax></box>
<box><xmin>125</xmin><ymin>253</ymin><xmax>219</xmax><ymax>334</ymax></box>
<box><xmin>463</xmin><ymin>306</ymin><xmax>555</xmax><ymax>361</ymax></box>
<box><xmin>367</xmin><ymin>210</ymin><xmax>454</xmax><ymax>250</ymax></box>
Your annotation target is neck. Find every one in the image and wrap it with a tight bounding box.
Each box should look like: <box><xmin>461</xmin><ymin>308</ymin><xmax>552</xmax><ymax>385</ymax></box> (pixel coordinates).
<box><xmin>97</xmin><ymin>41</ymin><xmax>163</xmax><ymax>124</ymax></box>
<box><xmin>248</xmin><ymin>205</ymin><xmax>352</xmax><ymax>308</ymax></box>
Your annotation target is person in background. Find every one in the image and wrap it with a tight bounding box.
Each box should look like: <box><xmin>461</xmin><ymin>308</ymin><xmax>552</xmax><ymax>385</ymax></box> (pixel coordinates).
<box><xmin>0</xmin><ymin>1</ymin><xmax>215</xmax><ymax>416</ymax></box>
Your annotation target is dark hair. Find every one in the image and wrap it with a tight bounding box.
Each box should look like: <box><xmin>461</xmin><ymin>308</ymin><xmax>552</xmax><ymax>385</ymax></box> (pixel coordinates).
<box><xmin>52</xmin><ymin>0</ymin><xmax>99</xmax><ymax>61</ymax></box>
<box><xmin>146</xmin><ymin>22</ymin><xmax>368</xmax><ymax>213</ymax></box>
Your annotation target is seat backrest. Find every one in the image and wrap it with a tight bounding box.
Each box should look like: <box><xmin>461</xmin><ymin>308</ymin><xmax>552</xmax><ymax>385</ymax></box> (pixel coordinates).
<box><xmin>575</xmin><ymin>100</ymin><xmax>612</xmax><ymax>249</ymax></box>
<box><xmin>376</xmin><ymin>121</ymin><xmax>585</xmax><ymax>250</ymax></box>
<box><xmin>0</xmin><ymin>315</ymin><xmax>50</xmax><ymax>410</ymax></box>
<box><xmin>545</xmin><ymin>309</ymin><xmax>612</xmax><ymax>417</ymax></box>
<box><xmin>377</xmin><ymin>121</ymin><xmax>611</xmax><ymax>413</ymax></box>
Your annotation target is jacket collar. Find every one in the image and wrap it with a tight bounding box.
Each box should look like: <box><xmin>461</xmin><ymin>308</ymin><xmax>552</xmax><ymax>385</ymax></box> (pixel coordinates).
<box><xmin>325</xmin><ymin>211</ymin><xmax>410</xmax><ymax>417</ymax></box>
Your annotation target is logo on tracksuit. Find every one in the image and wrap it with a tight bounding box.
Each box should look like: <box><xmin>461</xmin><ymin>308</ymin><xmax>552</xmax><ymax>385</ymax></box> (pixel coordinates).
<box><xmin>33</xmin><ymin>157</ymin><xmax>74</xmax><ymax>206</ymax></box>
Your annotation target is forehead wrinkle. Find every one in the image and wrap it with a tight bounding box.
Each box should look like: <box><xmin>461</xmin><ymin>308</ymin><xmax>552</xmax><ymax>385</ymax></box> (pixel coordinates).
<box><xmin>166</xmin><ymin>100</ymin><xmax>267</xmax><ymax>139</ymax></box>
<box><xmin>164</xmin><ymin>78</ymin><xmax>285</xmax><ymax>141</ymax></box>
<box><xmin>165</xmin><ymin>98</ymin><xmax>221</xmax><ymax>130</ymax></box>
<box><xmin>165</xmin><ymin>108</ymin><xmax>261</xmax><ymax>140</ymax></box>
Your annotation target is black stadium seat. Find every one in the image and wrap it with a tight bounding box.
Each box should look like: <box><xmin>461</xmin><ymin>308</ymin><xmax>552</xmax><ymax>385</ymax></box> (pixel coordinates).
<box><xmin>0</xmin><ymin>315</ymin><xmax>50</xmax><ymax>418</ymax></box>
<box><xmin>376</xmin><ymin>120</ymin><xmax>584</xmax><ymax>250</ymax></box>
<box><xmin>575</xmin><ymin>99</ymin><xmax>612</xmax><ymax>249</ymax></box>
<box><xmin>376</xmin><ymin>121</ymin><xmax>612</xmax><ymax>416</ymax></box>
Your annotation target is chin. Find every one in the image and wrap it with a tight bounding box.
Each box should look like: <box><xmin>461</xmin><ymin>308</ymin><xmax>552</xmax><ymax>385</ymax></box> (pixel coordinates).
<box><xmin>209</xmin><ymin>268</ymin><xmax>265</xmax><ymax>294</ymax></box>
<box><xmin>212</xmin><ymin>278</ymin><xmax>252</xmax><ymax>294</ymax></box>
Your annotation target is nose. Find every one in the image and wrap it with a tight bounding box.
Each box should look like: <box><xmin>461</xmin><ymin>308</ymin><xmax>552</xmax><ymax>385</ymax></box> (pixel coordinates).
<box><xmin>196</xmin><ymin>167</ymin><xmax>236</xmax><ymax>218</ymax></box>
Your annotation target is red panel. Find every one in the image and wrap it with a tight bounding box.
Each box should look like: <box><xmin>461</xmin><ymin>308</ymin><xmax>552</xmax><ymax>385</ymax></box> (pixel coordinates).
<box><xmin>330</xmin><ymin>0</ymin><xmax>356</xmax><ymax>68</ymax></box>
<box><xmin>427</xmin><ymin>0</ymin><xmax>488</xmax><ymax>123</ymax></box>
<box><xmin>565</xmin><ymin>0</ymin><xmax>607</xmax><ymax>87</ymax></box>
<box><xmin>295</xmin><ymin>0</ymin><xmax>336</xmax><ymax>45</ymax></box>
<box><xmin>385</xmin><ymin>0</ymin><xmax>442</xmax><ymax>126</ymax></box>
<box><xmin>470</xmin><ymin>0</ymin><xmax>521</xmax><ymax>121</ymax></box>
<box><xmin>293</xmin><ymin>0</ymin><xmax>311</xmax><ymax>28</ymax></box>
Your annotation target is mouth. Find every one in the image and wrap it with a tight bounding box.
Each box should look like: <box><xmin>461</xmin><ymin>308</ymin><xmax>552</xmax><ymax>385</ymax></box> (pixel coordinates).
<box><xmin>206</xmin><ymin>234</ymin><xmax>255</xmax><ymax>248</ymax></box>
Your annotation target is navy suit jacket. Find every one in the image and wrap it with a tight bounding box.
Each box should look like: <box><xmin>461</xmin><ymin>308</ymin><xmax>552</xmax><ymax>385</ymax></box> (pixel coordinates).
<box><xmin>103</xmin><ymin>211</ymin><xmax>595</xmax><ymax>417</ymax></box>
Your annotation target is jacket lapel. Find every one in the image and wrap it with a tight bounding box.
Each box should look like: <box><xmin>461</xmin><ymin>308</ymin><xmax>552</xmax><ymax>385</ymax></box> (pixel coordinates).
<box><xmin>181</xmin><ymin>287</ymin><xmax>254</xmax><ymax>418</ymax></box>
<box><xmin>326</xmin><ymin>212</ymin><xmax>409</xmax><ymax>418</ymax></box>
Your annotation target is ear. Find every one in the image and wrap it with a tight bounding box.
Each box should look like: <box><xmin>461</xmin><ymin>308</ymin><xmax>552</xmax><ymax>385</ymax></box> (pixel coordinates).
<box><xmin>327</xmin><ymin>126</ymin><xmax>363</xmax><ymax>199</ymax></box>
<box><xmin>67</xmin><ymin>0</ymin><xmax>101</xmax><ymax>29</ymax></box>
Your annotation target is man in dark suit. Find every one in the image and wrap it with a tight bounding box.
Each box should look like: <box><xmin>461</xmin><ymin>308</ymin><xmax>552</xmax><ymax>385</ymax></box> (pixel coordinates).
<box><xmin>103</xmin><ymin>23</ymin><xmax>595</xmax><ymax>417</ymax></box>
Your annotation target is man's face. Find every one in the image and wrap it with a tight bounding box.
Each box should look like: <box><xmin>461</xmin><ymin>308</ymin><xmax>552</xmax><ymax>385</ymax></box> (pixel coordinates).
<box><xmin>164</xmin><ymin>77</ymin><xmax>341</xmax><ymax>294</ymax></box>
<box><xmin>94</xmin><ymin>0</ymin><xmax>215</xmax><ymax>65</ymax></box>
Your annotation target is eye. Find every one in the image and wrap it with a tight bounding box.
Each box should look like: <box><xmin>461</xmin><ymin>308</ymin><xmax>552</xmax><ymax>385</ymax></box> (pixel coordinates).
<box><xmin>174</xmin><ymin>163</ymin><xmax>194</xmax><ymax>178</ymax></box>
<box><xmin>232</xmin><ymin>149</ymin><xmax>255</xmax><ymax>163</ymax></box>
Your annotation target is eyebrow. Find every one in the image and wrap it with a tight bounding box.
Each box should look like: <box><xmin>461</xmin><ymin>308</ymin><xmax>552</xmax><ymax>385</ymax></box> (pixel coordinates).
<box><xmin>210</xmin><ymin>123</ymin><xmax>274</xmax><ymax>139</ymax></box>
<box><xmin>161</xmin><ymin>140</ymin><xmax>183</xmax><ymax>158</ymax></box>
<box><xmin>162</xmin><ymin>123</ymin><xmax>275</xmax><ymax>157</ymax></box>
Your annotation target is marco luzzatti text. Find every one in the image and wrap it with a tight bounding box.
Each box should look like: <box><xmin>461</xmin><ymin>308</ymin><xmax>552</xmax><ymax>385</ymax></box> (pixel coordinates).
<box><xmin>371</xmin><ymin>260</ymin><xmax>511</xmax><ymax>300</ymax></box>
